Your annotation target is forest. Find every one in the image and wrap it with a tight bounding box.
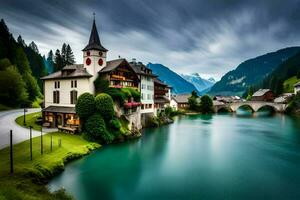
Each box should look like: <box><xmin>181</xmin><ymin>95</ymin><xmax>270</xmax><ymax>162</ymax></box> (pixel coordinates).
<box><xmin>0</xmin><ymin>19</ymin><xmax>75</xmax><ymax>109</ymax></box>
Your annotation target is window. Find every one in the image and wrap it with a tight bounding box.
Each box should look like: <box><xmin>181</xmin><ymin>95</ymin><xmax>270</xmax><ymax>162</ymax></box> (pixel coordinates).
<box><xmin>53</xmin><ymin>91</ymin><xmax>60</xmax><ymax>104</ymax></box>
<box><xmin>71</xmin><ymin>80</ymin><xmax>77</xmax><ymax>88</ymax></box>
<box><xmin>141</xmin><ymin>93</ymin><xmax>144</xmax><ymax>100</ymax></box>
<box><xmin>70</xmin><ymin>90</ymin><xmax>78</xmax><ymax>104</ymax></box>
<box><xmin>54</xmin><ymin>81</ymin><xmax>60</xmax><ymax>89</ymax></box>
<box><xmin>147</xmin><ymin>94</ymin><xmax>151</xmax><ymax>100</ymax></box>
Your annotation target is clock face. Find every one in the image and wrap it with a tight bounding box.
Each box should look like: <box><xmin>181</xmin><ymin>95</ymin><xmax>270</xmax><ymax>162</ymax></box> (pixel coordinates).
<box><xmin>86</xmin><ymin>58</ymin><xmax>91</xmax><ymax>65</ymax></box>
<box><xmin>98</xmin><ymin>58</ymin><xmax>103</xmax><ymax>66</ymax></box>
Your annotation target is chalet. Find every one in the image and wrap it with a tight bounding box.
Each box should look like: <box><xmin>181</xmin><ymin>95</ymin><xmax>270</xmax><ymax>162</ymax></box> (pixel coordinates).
<box><xmin>153</xmin><ymin>78</ymin><xmax>171</xmax><ymax>113</ymax></box>
<box><xmin>170</xmin><ymin>94</ymin><xmax>191</xmax><ymax>110</ymax></box>
<box><xmin>41</xmin><ymin>18</ymin><xmax>142</xmax><ymax>129</ymax></box>
<box><xmin>294</xmin><ymin>82</ymin><xmax>300</xmax><ymax>94</ymax></box>
<box><xmin>129</xmin><ymin>60</ymin><xmax>157</xmax><ymax>114</ymax></box>
<box><xmin>251</xmin><ymin>89</ymin><xmax>274</xmax><ymax>102</ymax></box>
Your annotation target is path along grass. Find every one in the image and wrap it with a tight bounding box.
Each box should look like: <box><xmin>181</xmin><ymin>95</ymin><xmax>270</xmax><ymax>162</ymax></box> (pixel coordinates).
<box><xmin>0</xmin><ymin>130</ymin><xmax>100</xmax><ymax>199</ymax></box>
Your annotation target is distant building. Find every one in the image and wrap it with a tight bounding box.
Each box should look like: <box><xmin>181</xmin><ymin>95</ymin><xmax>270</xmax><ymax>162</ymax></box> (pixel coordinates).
<box><xmin>170</xmin><ymin>94</ymin><xmax>191</xmax><ymax>110</ymax></box>
<box><xmin>153</xmin><ymin>78</ymin><xmax>171</xmax><ymax>113</ymax></box>
<box><xmin>274</xmin><ymin>93</ymin><xmax>294</xmax><ymax>103</ymax></box>
<box><xmin>294</xmin><ymin>82</ymin><xmax>300</xmax><ymax>94</ymax></box>
<box><xmin>251</xmin><ymin>89</ymin><xmax>274</xmax><ymax>102</ymax></box>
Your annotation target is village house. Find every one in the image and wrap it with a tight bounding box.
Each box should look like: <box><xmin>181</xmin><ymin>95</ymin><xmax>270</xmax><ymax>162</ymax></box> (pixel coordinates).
<box><xmin>251</xmin><ymin>89</ymin><xmax>274</xmax><ymax>102</ymax></box>
<box><xmin>153</xmin><ymin>78</ymin><xmax>172</xmax><ymax>114</ymax></box>
<box><xmin>170</xmin><ymin>94</ymin><xmax>191</xmax><ymax>110</ymax></box>
<box><xmin>41</xmin><ymin>19</ymin><xmax>144</xmax><ymax>129</ymax></box>
<box><xmin>294</xmin><ymin>82</ymin><xmax>300</xmax><ymax>94</ymax></box>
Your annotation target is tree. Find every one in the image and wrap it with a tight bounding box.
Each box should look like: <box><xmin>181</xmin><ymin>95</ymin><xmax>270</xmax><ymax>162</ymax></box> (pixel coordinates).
<box><xmin>0</xmin><ymin>65</ymin><xmax>28</xmax><ymax>107</ymax></box>
<box><xmin>94</xmin><ymin>77</ymin><xmax>109</xmax><ymax>94</ymax></box>
<box><xmin>17</xmin><ymin>35</ymin><xmax>26</xmax><ymax>47</ymax></box>
<box><xmin>75</xmin><ymin>93</ymin><xmax>96</xmax><ymax>119</ymax></box>
<box><xmin>23</xmin><ymin>72</ymin><xmax>40</xmax><ymax>101</ymax></box>
<box><xmin>14</xmin><ymin>47</ymin><xmax>31</xmax><ymax>74</ymax></box>
<box><xmin>54</xmin><ymin>49</ymin><xmax>63</xmax><ymax>71</ymax></box>
<box><xmin>61</xmin><ymin>43</ymin><xmax>67</xmax><ymax>67</ymax></box>
<box><xmin>199</xmin><ymin>95</ymin><xmax>214</xmax><ymax>114</ymax></box>
<box><xmin>297</xmin><ymin>71</ymin><xmax>300</xmax><ymax>79</ymax></box>
<box><xmin>84</xmin><ymin>114</ymin><xmax>114</xmax><ymax>143</ymax></box>
<box><xmin>188</xmin><ymin>90</ymin><xmax>199</xmax><ymax>111</ymax></box>
<box><xmin>0</xmin><ymin>58</ymin><xmax>11</xmax><ymax>71</ymax></box>
<box><xmin>95</xmin><ymin>93</ymin><xmax>115</xmax><ymax>121</ymax></box>
<box><xmin>46</xmin><ymin>50</ymin><xmax>54</xmax><ymax>73</ymax></box>
<box><xmin>29</xmin><ymin>41</ymin><xmax>39</xmax><ymax>54</ymax></box>
<box><xmin>65</xmin><ymin>44</ymin><xmax>75</xmax><ymax>65</ymax></box>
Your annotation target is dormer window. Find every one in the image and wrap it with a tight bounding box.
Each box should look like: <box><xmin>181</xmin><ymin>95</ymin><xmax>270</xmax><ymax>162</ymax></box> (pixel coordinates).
<box><xmin>87</xmin><ymin>51</ymin><xmax>90</xmax><ymax>56</ymax></box>
<box><xmin>99</xmin><ymin>51</ymin><xmax>103</xmax><ymax>56</ymax></box>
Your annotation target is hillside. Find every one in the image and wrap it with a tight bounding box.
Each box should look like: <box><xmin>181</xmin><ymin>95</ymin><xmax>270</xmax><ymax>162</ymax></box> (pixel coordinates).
<box><xmin>284</xmin><ymin>76</ymin><xmax>300</xmax><ymax>93</ymax></box>
<box><xmin>209</xmin><ymin>47</ymin><xmax>300</xmax><ymax>96</ymax></box>
<box><xmin>147</xmin><ymin>63</ymin><xmax>199</xmax><ymax>94</ymax></box>
<box><xmin>253</xmin><ymin>51</ymin><xmax>300</xmax><ymax>95</ymax></box>
<box><xmin>181</xmin><ymin>73</ymin><xmax>215</xmax><ymax>93</ymax></box>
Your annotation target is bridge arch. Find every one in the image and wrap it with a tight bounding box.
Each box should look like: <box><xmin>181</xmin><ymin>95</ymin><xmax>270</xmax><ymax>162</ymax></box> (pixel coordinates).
<box><xmin>234</xmin><ymin>104</ymin><xmax>255</xmax><ymax>113</ymax></box>
<box><xmin>256</xmin><ymin>104</ymin><xmax>277</xmax><ymax>113</ymax></box>
<box><xmin>216</xmin><ymin>106</ymin><xmax>232</xmax><ymax>113</ymax></box>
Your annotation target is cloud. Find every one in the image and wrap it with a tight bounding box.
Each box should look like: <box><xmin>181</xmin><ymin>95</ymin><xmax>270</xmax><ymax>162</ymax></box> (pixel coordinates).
<box><xmin>0</xmin><ymin>0</ymin><xmax>300</xmax><ymax>80</ymax></box>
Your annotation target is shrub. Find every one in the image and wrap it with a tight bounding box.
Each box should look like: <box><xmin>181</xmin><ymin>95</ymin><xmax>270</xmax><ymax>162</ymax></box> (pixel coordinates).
<box><xmin>199</xmin><ymin>95</ymin><xmax>214</xmax><ymax>114</ymax></box>
<box><xmin>120</xmin><ymin>88</ymin><xmax>132</xmax><ymax>99</ymax></box>
<box><xmin>75</xmin><ymin>93</ymin><xmax>95</xmax><ymax>119</ymax></box>
<box><xmin>109</xmin><ymin>118</ymin><xmax>121</xmax><ymax>130</ymax></box>
<box><xmin>94</xmin><ymin>77</ymin><xmax>109</xmax><ymax>94</ymax></box>
<box><xmin>128</xmin><ymin>88</ymin><xmax>141</xmax><ymax>102</ymax></box>
<box><xmin>106</xmin><ymin>88</ymin><xmax>126</xmax><ymax>105</ymax></box>
<box><xmin>84</xmin><ymin>114</ymin><xmax>113</xmax><ymax>143</ymax></box>
<box><xmin>95</xmin><ymin>93</ymin><xmax>115</xmax><ymax>121</ymax></box>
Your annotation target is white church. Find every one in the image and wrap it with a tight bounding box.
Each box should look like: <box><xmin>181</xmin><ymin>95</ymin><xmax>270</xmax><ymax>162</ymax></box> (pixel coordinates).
<box><xmin>41</xmin><ymin>18</ymin><xmax>171</xmax><ymax>129</ymax></box>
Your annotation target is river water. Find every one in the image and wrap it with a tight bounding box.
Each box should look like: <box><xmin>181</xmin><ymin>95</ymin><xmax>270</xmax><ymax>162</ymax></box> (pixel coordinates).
<box><xmin>48</xmin><ymin>113</ymin><xmax>300</xmax><ymax>200</ymax></box>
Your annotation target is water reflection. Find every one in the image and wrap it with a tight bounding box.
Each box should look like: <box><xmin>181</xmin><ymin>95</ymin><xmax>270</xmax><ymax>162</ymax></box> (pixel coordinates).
<box><xmin>49</xmin><ymin>114</ymin><xmax>300</xmax><ymax>200</ymax></box>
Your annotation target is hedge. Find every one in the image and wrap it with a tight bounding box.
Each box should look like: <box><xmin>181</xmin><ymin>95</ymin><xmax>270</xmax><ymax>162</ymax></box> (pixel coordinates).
<box><xmin>95</xmin><ymin>93</ymin><xmax>115</xmax><ymax>121</ymax></box>
<box><xmin>75</xmin><ymin>93</ymin><xmax>95</xmax><ymax>119</ymax></box>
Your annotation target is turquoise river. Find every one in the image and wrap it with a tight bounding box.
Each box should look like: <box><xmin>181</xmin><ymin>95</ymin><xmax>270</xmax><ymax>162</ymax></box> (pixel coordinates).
<box><xmin>48</xmin><ymin>113</ymin><xmax>300</xmax><ymax>200</ymax></box>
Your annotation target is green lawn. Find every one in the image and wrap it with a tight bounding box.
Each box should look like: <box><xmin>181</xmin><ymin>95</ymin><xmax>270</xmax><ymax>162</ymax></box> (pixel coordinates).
<box><xmin>0</xmin><ymin>131</ymin><xmax>100</xmax><ymax>199</ymax></box>
<box><xmin>15</xmin><ymin>112</ymin><xmax>42</xmax><ymax>131</ymax></box>
<box><xmin>284</xmin><ymin>76</ymin><xmax>300</xmax><ymax>93</ymax></box>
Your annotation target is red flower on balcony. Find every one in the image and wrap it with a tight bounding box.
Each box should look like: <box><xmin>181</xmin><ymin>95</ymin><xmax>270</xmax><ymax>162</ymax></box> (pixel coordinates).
<box><xmin>124</xmin><ymin>101</ymin><xmax>141</xmax><ymax>109</ymax></box>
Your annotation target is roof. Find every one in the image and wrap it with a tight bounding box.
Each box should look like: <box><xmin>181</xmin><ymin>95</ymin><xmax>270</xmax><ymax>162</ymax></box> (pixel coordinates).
<box><xmin>129</xmin><ymin>62</ymin><xmax>157</xmax><ymax>77</ymax></box>
<box><xmin>294</xmin><ymin>82</ymin><xmax>300</xmax><ymax>87</ymax></box>
<box><xmin>82</xmin><ymin>19</ymin><xmax>107</xmax><ymax>52</ymax></box>
<box><xmin>154</xmin><ymin>78</ymin><xmax>172</xmax><ymax>88</ymax></box>
<box><xmin>252</xmin><ymin>89</ymin><xmax>272</xmax><ymax>97</ymax></box>
<box><xmin>41</xmin><ymin>64</ymin><xmax>92</xmax><ymax>80</ymax></box>
<box><xmin>99</xmin><ymin>58</ymin><xmax>125</xmax><ymax>73</ymax></box>
<box><xmin>172</xmin><ymin>94</ymin><xmax>191</xmax><ymax>103</ymax></box>
<box><xmin>43</xmin><ymin>106</ymin><xmax>75</xmax><ymax>114</ymax></box>
<box><xmin>154</xmin><ymin>96</ymin><xmax>170</xmax><ymax>104</ymax></box>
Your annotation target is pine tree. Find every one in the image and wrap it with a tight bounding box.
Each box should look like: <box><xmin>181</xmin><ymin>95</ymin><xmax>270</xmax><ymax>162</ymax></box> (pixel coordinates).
<box><xmin>61</xmin><ymin>43</ymin><xmax>67</xmax><ymax>67</ymax></box>
<box><xmin>54</xmin><ymin>49</ymin><xmax>63</xmax><ymax>71</ymax></box>
<box><xmin>65</xmin><ymin>44</ymin><xmax>75</xmax><ymax>65</ymax></box>
<box><xmin>46</xmin><ymin>50</ymin><xmax>54</xmax><ymax>73</ymax></box>
<box><xmin>14</xmin><ymin>47</ymin><xmax>31</xmax><ymax>74</ymax></box>
<box><xmin>29</xmin><ymin>41</ymin><xmax>39</xmax><ymax>54</ymax></box>
<box><xmin>17</xmin><ymin>35</ymin><xmax>26</xmax><ymax>47</ymax></box>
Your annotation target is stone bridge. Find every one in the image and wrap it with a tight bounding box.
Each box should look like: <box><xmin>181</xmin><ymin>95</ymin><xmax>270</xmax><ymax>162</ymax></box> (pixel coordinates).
<box><xmin>214</xmin><ymin>101</ymin><xmax>288</xmax><ymax>113</ymax></box>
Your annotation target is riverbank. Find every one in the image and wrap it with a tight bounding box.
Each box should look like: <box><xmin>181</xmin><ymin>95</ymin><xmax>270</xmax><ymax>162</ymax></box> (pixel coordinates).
<box><xmin>0</xmin><ymin>132</ymin><xmax>100</xmax><ymax>199</ymax></box>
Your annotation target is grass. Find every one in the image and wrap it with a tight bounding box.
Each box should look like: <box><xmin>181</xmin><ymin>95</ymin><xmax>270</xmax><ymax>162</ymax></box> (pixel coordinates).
<box><xmin>284</xmin><ymin>76</ymin><xmax>300</xmax><ymax>93</ymax></box>
<box><xmin>0</xmin><ymin>128</ymin><xmax>100</xmax><ymax>199</ymax></box>
<box><xmin>15</xmin><ymin>112</ymin><xmax>42</xmax><ymax>131</ymax></box>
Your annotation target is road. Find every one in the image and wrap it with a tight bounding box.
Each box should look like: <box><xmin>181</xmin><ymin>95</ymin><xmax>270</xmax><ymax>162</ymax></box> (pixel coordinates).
<box><xmin>0</xmin><ymin>108</ymin><xmax>56</xmax><ymax>149</ymax></box>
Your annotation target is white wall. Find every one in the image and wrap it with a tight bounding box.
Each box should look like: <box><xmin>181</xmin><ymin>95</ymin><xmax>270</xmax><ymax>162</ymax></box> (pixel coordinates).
<box><xmin>83</xmin><ymin>50</ymin><xmax>106</xmax><ymax>92</ymax></box>
<box><xmin>295</xmin><ymin>86</ymin><xmax>300</xmax><ymax>94</ymax></box>
<box><xmin>170</xmin><ymin>99</ymin><xmax>178</xmax><ymax>110</ymax></box>
<box><xmin>44</xmin><ymin>78</ymin><xmax>90</xmax><ymax>108</ymax></box>
<box><xmin>140</xmin><ymin>75</ymin><xmax>154</xmax><ymax>114</ymax></box>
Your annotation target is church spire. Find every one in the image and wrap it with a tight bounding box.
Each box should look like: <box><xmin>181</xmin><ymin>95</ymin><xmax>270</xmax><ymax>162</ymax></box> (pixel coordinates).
<box><xmin>83</xmin><ymin>14</ymin><xmax>108</xmax><ymax>52</ymax></box>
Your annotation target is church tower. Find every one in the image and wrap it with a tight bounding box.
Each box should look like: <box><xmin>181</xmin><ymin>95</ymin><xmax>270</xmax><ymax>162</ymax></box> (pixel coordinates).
<box><xmin>83</xmin><ymin>16</ymin><xmax>108</xmax><ymax>92</ymax></box>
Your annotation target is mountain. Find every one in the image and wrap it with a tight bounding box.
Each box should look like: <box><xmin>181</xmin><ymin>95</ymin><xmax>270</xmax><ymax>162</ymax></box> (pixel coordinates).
<box><xmin>181</xmin><ymin>73</ymin><xmax>215</xmax><ymax>93</ymax></box>
<box><xmin>251</xmin><ymin>51</ymin><xmax>300</xmax><ymax>95</ymax></box>
<box><xmin>209</xmin><ymin>47</ymin><xmax>300</xmax><ymax>96</ymax></box>
<box><xmin>147</xmin><ymin>63</ymin><xmax>199</xmax><ymax>94</ymax></box>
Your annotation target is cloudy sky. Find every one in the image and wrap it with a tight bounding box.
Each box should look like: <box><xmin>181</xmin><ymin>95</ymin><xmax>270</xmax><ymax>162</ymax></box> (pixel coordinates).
<box><xmin>1</xmin><ymin>0</ymin><xmax>300</xmax><ymax>80</ymax></box>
